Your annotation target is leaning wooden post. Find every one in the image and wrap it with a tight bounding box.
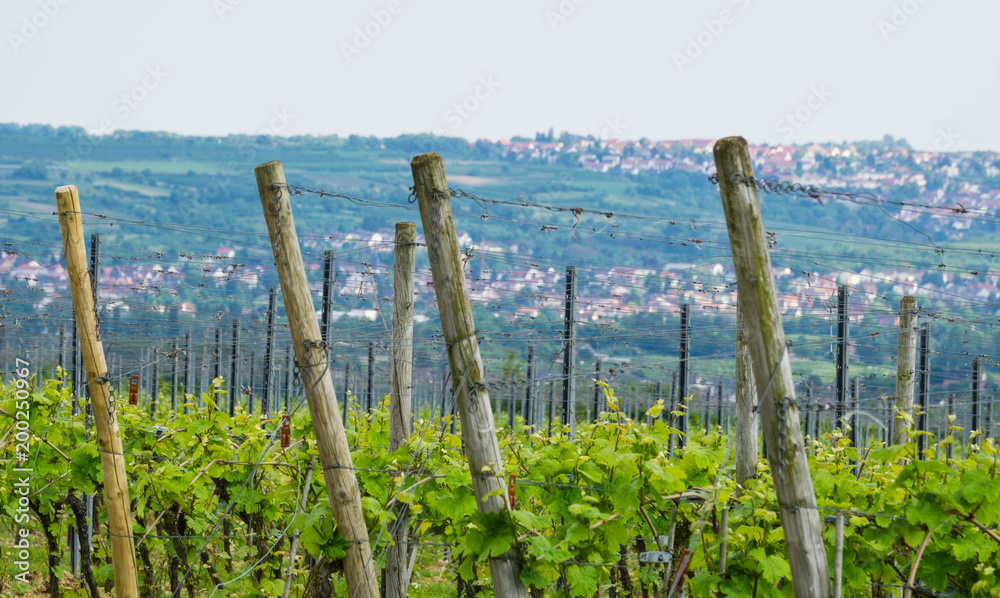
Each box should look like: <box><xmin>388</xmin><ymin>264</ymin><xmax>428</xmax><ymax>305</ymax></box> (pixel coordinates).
<box><xmin>714</xmin><ymin>138</ymin><xmax>831</xmax><ymax>598</ymax></box>
<box><xmin>734</xmin><ymin>303</ymin><xmax>758</xmax><ymax>488</ymax></box>
<box><xmin>387</xmin><ymin>222</ymin><xmax>416</xmax><ymax>598</ymax></box>
<box><xmin>893</xmin><ymin>296</ymin><xmax>918</xmax><ymax>446</ymax></box>
<box><xmin>254</xmin><ymin>162</ymin><xmax>379</xmax><ymax>598</ymax></box>
<box><xmin>410</xmin><ymin>153</ymin><xmax>529</xmax><ymax>598</ymax></box>
<box><xmin>55</xmin><ymin>185</ymin><xmax>140</xmax><ymax>598</ymax></box>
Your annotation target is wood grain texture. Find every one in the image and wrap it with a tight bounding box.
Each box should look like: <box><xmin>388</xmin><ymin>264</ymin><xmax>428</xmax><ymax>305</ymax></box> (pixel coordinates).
<box><xmin>410</xmin><ymin>153</ymin><xmax>528</xmax><ymax>598</ymax></box>
<box><xmin>713</xmin><ymin>138</ymin><xmax>831</xmax><ymax>598</ymax></box>
<box><xmin>254</xmin><ymin>162</ymin><xmax>379</xmax><ymax>598</ymax></box>
<box><xmin>387</xmin><ymin>222</ymin><xmax>416</xmax><ymax>598</ymax></box>
<box><xmin>56</xmin><ymin>185</ymin><xmax>140</xmax><ymax>598</ymax></box>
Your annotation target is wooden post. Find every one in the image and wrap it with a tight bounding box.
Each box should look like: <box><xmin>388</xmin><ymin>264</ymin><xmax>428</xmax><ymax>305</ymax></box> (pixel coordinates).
<box><xmin>714</xmin><ymin>137</ymin><xmax>831</xmax><ymax>597</ymax></box>
<box><xmin>735</xmin><ymin>303</ymin><xmax>758</xmax><ymax>487</ymax></box>
<box><xmin>55</xmin><ymin>185</ymin><xmax>140</xmax><ymax>598</ymax></box>
<box><xmin>410</xmin><ymin>153</ymin><xmax>529</xmax><ymax>598</ymax></box>
<box><xmin>254</xmin><ymin>161</ymin><xmax>379</xmax><ymax>598</ymax></box>
<box><xmin>387</xmin><ymin>222</ymin><xmax>416</xmax><ymax>598</ymax></box>
<box><xmin>833</xmin><ymin>512</ymin><xmax>844</xmax><ymax>598</ymax></box>
<box><xmin>894</xmin><ymin>297</ymin><xmax>917</xmax><ymax>446</ymax></box>
<box><xmin>719</xmin><ymin>507</ymin><xmax>729</xmax><ymax>575</ymax></box>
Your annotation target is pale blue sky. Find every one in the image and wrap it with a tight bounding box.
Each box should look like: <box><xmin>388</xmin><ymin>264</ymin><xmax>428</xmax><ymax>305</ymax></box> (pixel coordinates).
<box><xmin>4</xmin><ymin>0</ymin><xmax>997</xmax><ymax>150</ymax></box>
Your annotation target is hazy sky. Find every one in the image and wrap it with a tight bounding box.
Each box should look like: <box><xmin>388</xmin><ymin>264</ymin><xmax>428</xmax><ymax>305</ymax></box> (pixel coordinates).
<box><xmin>5</xmin><ymin>0</ymin><xmax>998</xmax><ymax>151</ymax></box>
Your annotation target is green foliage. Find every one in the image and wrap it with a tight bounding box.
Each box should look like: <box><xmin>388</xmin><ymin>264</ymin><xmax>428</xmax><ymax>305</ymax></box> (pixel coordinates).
<box><xmin>2</xmin><ymin>378</ymin><xmax>999</xmax><ymax>596</ymax></box>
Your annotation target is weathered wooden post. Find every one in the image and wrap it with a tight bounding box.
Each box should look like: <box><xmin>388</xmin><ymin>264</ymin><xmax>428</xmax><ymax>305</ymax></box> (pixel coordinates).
<box><xmin>893</xmin><ymin>297</ymin><xmax>917</xmax><ymax>446</ymax></box>
<box><xmin>254</xmin><ymin>161</ymin><xmax>379</xmax><ymax>598</ymax></box>
<box><xmin>410</xmin><ymin>153</ymin><xmax>529</xmax><ymax>598</ymax></box>
<box><xmin>735</xmin><ymin>304</ymin><xmax>758</xmax><ymax>487</ymax></box>
<box><xmin>56</xmin><ymin>185</ymin><xmax>140</xmax><ymax>598</ymax></box>
<box><xmin>387</xmin><ymin>222</ymin><xmax>416</xmax><ymax>598</ymax></box>
<box><xmin>714</xmin><ymin>137</ymin><xmax>831</xmax><ymax>597</ymax></box>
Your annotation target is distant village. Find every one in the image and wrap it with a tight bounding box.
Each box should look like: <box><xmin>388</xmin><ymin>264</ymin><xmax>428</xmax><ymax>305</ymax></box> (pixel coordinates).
<box><xmin>4</xmin><ymin>137</ymin><xmax>999</xmax><ymax>332</ymax></box>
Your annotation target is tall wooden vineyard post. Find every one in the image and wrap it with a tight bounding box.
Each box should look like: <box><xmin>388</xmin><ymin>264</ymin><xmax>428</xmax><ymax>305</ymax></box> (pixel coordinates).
<box><xmin>410</xmin><ymin>153</ymin><xmax>529</xmax><ymax>598</ymax></box>
<box><xmin>714</xmin><ymin>137</ymin><xmax>831</xmax><ymax>598</ymax></box>
<box><xmin>55</xmin><ymin>185</ymin><xmax>140</xmax><ymax>598</ymax></box>
<box><xmin>253</xmin><ymin>162</ymin><xmax>379</xmax><ymax>598</ymax></box>
<box><xmin>387</xmin><ymin>222</ymin><xmax>416</xmax><ymax>598</ymax></box>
